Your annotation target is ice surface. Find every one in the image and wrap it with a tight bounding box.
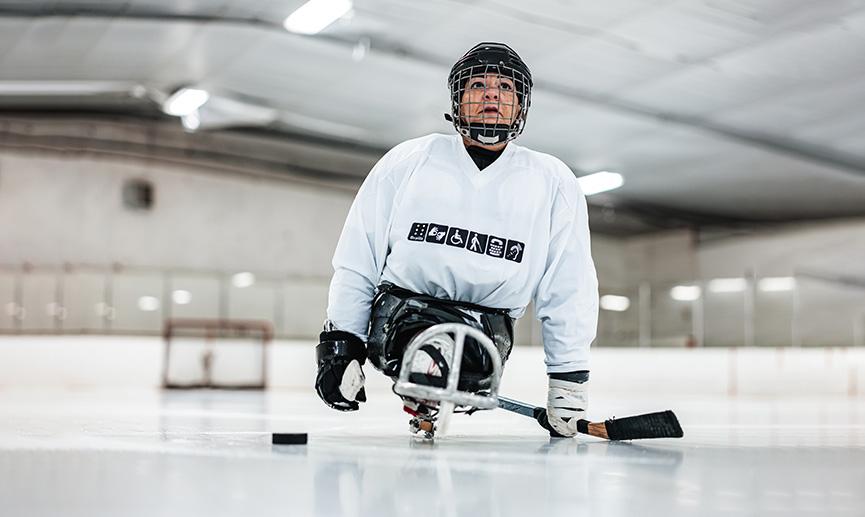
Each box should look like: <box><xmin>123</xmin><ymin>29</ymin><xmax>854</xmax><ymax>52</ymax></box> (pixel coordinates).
<box><xmin>1</xmin><ymin>388</ymin><xmax>864</xmax><ymax>516</ymax></box>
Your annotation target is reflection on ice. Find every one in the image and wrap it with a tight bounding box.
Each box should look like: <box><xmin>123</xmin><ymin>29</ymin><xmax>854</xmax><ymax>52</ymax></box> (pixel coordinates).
<box><xmin>0</xmin><ymin>389</ymin><xmax>863</xmax><ymax>517</ymax></box>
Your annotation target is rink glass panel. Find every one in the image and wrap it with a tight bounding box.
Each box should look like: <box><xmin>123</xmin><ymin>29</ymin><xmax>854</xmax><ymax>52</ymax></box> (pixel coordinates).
<box><xmin>1</xmin><ymin>263</ymin><xmax>863</xmax><ymax>348</ymax></box>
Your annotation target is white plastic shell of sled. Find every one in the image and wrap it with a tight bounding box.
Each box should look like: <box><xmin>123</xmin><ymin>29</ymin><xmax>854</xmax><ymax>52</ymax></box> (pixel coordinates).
<box><xmin>393</xmin><ymin>323</ymin><xmax>502</xmax><ymax>410</ymax></box>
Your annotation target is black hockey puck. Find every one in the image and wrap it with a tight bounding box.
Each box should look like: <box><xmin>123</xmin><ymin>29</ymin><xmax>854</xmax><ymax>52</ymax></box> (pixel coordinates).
<box><xmin>272</xmin><ymin>432</ymin><xmax>308</xmax><ymax>445</ymax></box>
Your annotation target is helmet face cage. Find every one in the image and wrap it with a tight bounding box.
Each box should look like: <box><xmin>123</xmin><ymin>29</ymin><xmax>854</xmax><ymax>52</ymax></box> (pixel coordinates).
<box><xmin>447</xmin><ymin>44</ymin><xmax>532</xmax><ymax>146</ymax></box>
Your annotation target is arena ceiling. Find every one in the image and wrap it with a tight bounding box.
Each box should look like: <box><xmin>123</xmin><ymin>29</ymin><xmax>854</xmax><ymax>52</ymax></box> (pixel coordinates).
<box><xmin>2</xmin><ymin>0</ymin><xmax>865</xmax><ymax>234</ymax></box>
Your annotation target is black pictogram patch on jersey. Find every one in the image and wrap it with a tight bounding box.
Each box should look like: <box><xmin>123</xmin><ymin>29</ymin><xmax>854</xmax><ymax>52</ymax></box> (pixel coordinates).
<box><xmin>486</xmin><ymin>236</ymin><xmax>506</xmax><ymax>258</ymax></box>
<box><xmin>504</xmin><ymin>239</ymin><xmax>525</xmax><ymax>263</ymax></box>
<box><xmin>425</xmin><ymin>223</ymin><xmax>449</xmax><ymax>244</ymax></box>
<box><xmin>445</xmin><ymin>227</ymin><xmax>469</xmax><ymax>248</ymax></box>
<box><xmin>408</xmin><ymin>222</ymin><xmax>428</xmax><ymax>241</ymax></box>
<box><xmin>407</xmin><ymin>222</ymin><xmax>525</xmax><ymax>263</ymax></box>
<box><xmin>467</xmin><ymin>231</ymin><xmax>489</xmax><ymax>254</ymax></box>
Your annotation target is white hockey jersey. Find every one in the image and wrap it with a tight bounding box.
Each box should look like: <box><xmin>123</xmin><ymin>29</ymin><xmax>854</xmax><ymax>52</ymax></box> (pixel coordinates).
<box><xmin>326</xmin><ymin>133</ymin><xmax>598</xmax><ymax>373</ymax></box>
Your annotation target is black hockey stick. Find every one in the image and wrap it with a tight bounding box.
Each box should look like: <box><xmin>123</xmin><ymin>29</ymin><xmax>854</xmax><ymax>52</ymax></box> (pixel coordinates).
<box><xmin>497</xmin><ymin>396</ymin><xmax>683</xmax><ymax>440</ymax></box>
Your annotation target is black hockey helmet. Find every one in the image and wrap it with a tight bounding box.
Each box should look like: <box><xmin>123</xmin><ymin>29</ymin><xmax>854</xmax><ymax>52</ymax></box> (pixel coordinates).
<box><xmin>446</xmin><ymin>42</ymin><xmax>533</xmax><ymax>146</ymax></box>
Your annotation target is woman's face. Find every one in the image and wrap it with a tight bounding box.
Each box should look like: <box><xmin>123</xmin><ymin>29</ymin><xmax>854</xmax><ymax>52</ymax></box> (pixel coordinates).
<box><xmin>459</xmin><ymin>74</ymin><xmax>521</xmax><ymax>126</ymax></box>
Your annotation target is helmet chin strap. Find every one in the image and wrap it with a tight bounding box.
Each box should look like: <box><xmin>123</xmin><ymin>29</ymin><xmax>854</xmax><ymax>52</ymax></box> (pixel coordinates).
<box><xmin>444</xmin><ymin>113</ymin><xmax>513</xmax><ymax>146</ymax></box>
<box><xmin>475</xmin><ymin>132</ymin><xmax>504</xmax><ymax>145</ymax></box>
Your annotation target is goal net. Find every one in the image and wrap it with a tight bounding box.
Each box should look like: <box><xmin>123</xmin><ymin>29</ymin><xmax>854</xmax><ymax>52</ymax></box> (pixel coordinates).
<box><xmin>162</xmin><ymin>318</ymin><xmax>273</xmax><ymax>389</ymax></box>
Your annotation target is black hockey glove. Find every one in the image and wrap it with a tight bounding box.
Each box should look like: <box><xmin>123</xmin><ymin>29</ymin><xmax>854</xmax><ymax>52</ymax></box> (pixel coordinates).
<box><xmin>315</xmin><ymin>330</ymin><xmax>368</xmax><ymax>411</ymax></box>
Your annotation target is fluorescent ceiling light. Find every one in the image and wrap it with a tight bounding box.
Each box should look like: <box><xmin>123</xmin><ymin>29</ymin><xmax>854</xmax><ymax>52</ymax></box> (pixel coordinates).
<box><xmin>708</xmin><ymin>278</ymin><xmax>747</xmax><ymax>293</ymax></box>
<box><xmin>283</xmin><ymin>0</ymin><xmax>353</xmax><ymax>35</ymax></box>
<box><xmin>163</xmin><ymin>88</ymin><xmax>210</xmax><ymax>116</ymax></box>
<box><xmin>137</xmin><ymin>296</ymin><xmax>160</xmax><ymax>312</ymax></box>
<box><xmin>600</xmin><ymin>294</ymin><xmax>630</xmax><ymax>312</ymax></box>
<box><xmin>181</xmin><ymin>110</ymin><xmax>201</xmax><ymax>131</ymax></box>
<box><xmin>0</xmin><ymin>81</ymin><xmax>137</xmax><ymax>95</ymax></box>
<box><xmin>578</xmin><ymin>171</ymin><xmax>624</xmax><ymax>196</ymax></box>
<box><xmin>758</xmin><ymin>277</ymin><xmax>796</xmax><ymax>292</ymax></box>
<box><xmin>172</xmin><ymin>290</ymin><xmax>192</xmax><ymax>305</ymax></box>
<box><xmin>670</xmin><ymin>285</ymin><xmax>701</xmax><ymax>301</ymax></box>
<box><xmin>232</xmin><ymin>272</ymin><xmax>255</xmax><ymax>289</ymax></box>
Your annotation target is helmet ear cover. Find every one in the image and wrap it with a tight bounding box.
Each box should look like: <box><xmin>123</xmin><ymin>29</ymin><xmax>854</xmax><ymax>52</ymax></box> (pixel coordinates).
<box><xmin>446</xmin><ymin>42</ymin><xmax>533</xmax><ymax>146</ymax></box>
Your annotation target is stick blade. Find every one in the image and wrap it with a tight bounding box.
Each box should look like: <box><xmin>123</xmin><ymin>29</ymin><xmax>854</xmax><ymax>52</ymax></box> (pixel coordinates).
<box><xmin>604</xmin><ymin>410</ymin><xmax>683</xmax><ymax>440</ymax></box>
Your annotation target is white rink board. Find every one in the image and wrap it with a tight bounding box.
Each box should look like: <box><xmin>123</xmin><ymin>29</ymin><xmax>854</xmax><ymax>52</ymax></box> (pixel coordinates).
<box><xmin>1</xmin><ymin>336</ymin><xmax>864</xmax><ymax>397</ymax></box>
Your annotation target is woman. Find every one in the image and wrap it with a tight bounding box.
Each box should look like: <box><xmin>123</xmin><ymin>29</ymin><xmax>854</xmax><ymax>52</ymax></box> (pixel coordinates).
<box><xmin>315</xmin><ymin>42</ymin><xmax>598</xmax><ymax>437</ymax></box>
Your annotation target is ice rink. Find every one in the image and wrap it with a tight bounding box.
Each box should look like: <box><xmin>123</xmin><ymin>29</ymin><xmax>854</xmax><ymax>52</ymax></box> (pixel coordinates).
<box><xmin>4</xmin><ymin>3</ymin><xmax>865</xmax><ymax>516</ymax></box>
<box><xmin>2</xmin><ymin>387</ymin><xmax>864</xmax><ymax>517</ymax></box>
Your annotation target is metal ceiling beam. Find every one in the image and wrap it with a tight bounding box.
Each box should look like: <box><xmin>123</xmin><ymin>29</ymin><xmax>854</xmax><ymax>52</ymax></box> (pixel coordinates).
<box><xmin>0</xmin><ymin>112</ymin><xmax>379</xmax><ymax>187</ymax></box>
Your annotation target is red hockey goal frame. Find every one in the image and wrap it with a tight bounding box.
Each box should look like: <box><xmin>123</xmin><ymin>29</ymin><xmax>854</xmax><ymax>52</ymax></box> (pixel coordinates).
<box><xmin>161</xmin><ymin>318</ymin><xmax>274</xmax><ymax>389</ymax></box>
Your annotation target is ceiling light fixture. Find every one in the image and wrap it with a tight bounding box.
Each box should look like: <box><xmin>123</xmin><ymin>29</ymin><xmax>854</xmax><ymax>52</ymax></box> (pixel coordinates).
<box><xmin>0</xmin><ymin>81</ymin><xmax>137</xmax><ymax>95</ymax></box>
<box><xmin>600</xmin><ymin>294</ymin><xmax>630</xmax><ymax>312</ymax></box>
<box><xmin>172</xmin><ymin>290</ymin><xmax>192</xmax><ymax>305</ymax></box>
<box><xmin>577</xmin><ymin>171</ymin><xmax>624</xmax><ymax>196</ymax></box>
<box><xmin>162</xmin><ymin>88</ymin><xmax>210</xmax><ymax>116</ymax></box>
<box><xmin>670</xmin><ymin>285</ymin><xmax>701</xmax><ymax>301</ymax></box>
<box><xmin>137</xmin><ymin>296</ymin><xmax>160</xmax><ymax>312</ymax></box>
<box><xmin>232</xmin><ymin>272</ymin><xmax>256</xmax><ymax>289</ymax></box>
<box><xmin>181</xmin><ymin>110</ymin><xmax>201</xmax><ymax>131</ymax></box>
<box><xmin>758</xmin><ymin>277</ymin><xmax>796</xmax><ymax>292</ymax></box>
<box><xmin>708</xmin><ymin>278</ymin><xmax>747</xmax><ymax>293</ymax></box>
<box><xmin>283</xmin><ymin>0</ymin><xmax>353</xmax><ymax>35</ymax></box>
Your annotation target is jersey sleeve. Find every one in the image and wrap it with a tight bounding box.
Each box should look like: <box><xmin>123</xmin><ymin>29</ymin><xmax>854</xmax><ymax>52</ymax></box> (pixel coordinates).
<box><xmin>533</xmin><ymin>174</ymin><xmax>599</xmax><ymax>373</ymax></box>
<box><xmin>325</xmin><ymin>151</ymin><xmax>402</xmax><ymax>341</ymax></box>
